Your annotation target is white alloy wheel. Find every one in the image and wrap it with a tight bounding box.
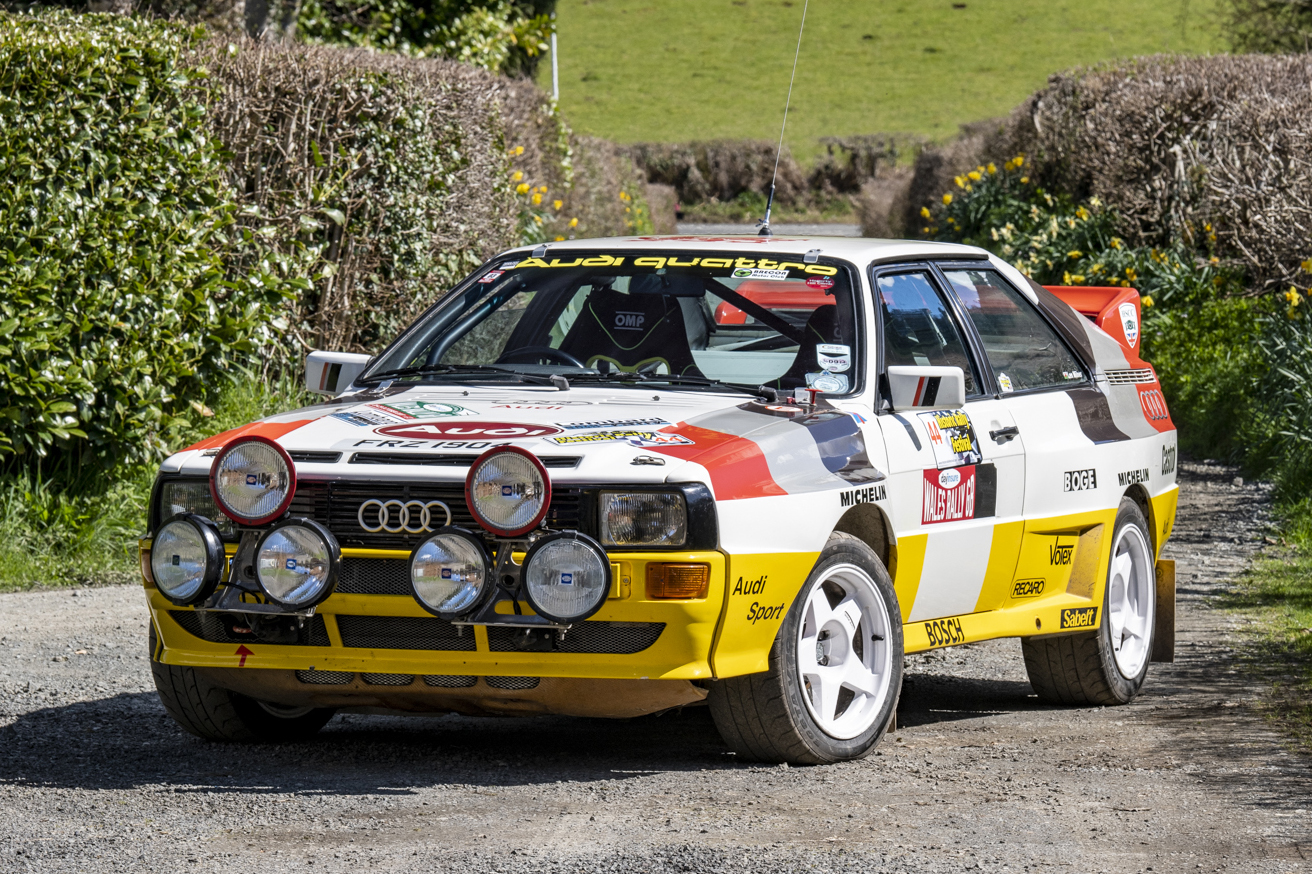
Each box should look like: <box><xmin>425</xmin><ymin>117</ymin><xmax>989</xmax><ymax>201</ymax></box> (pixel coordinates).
<box><xmin>1106</xmin><ymin>522</ymin><xmax>1155</xmax><ymax>678</ymax></box>
<box><xmin>795</xmin><ymin>563</ymin><xmax>895</xmax><ymax>740</ymax></box>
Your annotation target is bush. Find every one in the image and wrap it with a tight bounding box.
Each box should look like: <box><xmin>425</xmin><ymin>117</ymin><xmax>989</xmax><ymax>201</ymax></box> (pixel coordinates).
<box><xmin>0</xmin><ymin>11</ymin><xmax>292</xmax><ymax>466</ymax></box>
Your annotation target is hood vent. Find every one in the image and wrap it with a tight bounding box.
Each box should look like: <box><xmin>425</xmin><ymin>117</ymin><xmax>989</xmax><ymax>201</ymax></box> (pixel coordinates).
<box><xmin>349</xmin><ymin>452</ymin><xmax>579</xmax><ymax>469</ymax></box>
<box><xmin>289</xmin><ymin>451</ymin><xmax>343</xmax><ymax>464</ymax></box>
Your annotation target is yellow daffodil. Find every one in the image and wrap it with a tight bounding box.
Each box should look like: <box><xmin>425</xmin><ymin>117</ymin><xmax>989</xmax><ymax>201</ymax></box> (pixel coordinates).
<box><xmin>967</xmin><ymin>171</ymin><xmax>982</xmax><ymax>182</ymax></box>
<box><xmin>1020</xmin><ymin>176</ymin><xmax>1029</xmax><ymax>184</ymax></box>
<box><xmin>987</xmin><ymin>162</ymin><xmax>997</xmax><ymax>174</ymax></box>
<box><xmin>555</xmin><ymin>236</ymin><xmax>565</xmax><ymax>241</ymax></box>
<box><xmin>921</xmin><ymin>206</ymin><xmax>932</xmax><ymax>219</ymax></box>
<box><xmin>512</xmin><ymin>170</ymin><xmax>523</xmax><ymax>182</ymax></box>
<box><xmin>532</xmin><ymin>193</ymin><xmax>542</xmax><ymax>205</ymax></box>
<box><xmin>955</xmin><ymin>175</ymin><xmax>966</xmax><ymax>188</ymax></box>
<box><xmin>1285</xmin><ymin>286</ymin><xmax>1302</xmax><ymax>305</ymax></box>
<box><xmin>1302</xmin><ymin>258</ymin><xmax>1312</xmax><ymax>273</ymax></box>
<box><xmin>1014</xmin><ymin>155</ymin><xmax>1024</xmax><ymax>167</ymax></box>
<box><xmin>1110</xmin><ymin>237</ymin><xmax>1123</xmax><ymax>249</ymax></box>
<box><xmin>515</xmin><ymin>146</ymin><xmax>525</xmax><ymax>156</ymax></box>
<box><xmin>942</xmin><ymin>193</ymin><xmax>953</xmax><ymax>205</ymax></box>
<box><xmin>553</xmin><ymin>199</ymin><xmax>563</xmax><ymax>210</ymax></box>
<box><xmin>533</xmin><ymin>215</ymin><xmax>543</xmax><ymax>225</ymax></box>
<box><xmin>568</xmin><ymin>217</ymin><xmax>579</xmax><ymax>228</ymax></box>
<box><xmin>1142</xmin><ymin>295</ymin><xmax>1153</xmax><ymax>307</ymax></box>
<box><xmin>516</xmin><ymin>182</ymin><xmax>530</xmax><ymax>194</ymax></box>
<box><xmin>1067</xmin><ymin>250</ymin><xmax>1083</xmax><ymax>258</ymax></box>
<box><xmin>1126</xmin><ymin>267</ymin><xmax>1138</xmax><ymax>281</ymax></box>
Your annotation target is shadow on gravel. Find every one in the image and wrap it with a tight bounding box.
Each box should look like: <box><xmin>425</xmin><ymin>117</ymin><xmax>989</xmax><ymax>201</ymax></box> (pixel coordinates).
<box><xmin>896</xmin><ymin>673</ymin><xmax>1043</xmax><ymax>729</ymax></box>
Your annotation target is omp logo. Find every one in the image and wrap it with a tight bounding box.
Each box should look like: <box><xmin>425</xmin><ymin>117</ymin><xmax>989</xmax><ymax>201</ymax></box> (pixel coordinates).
<box><xmin>839</xmin><ymin>484</ymin><xmax>887</xmax><ymax>507</ymax></box>
<box><xmin>1061</xmin><ymin>607</ymin><xmax>1099</xmax><ymax>629</ymax></box>
<box><xmin>1139</xmin><ymin>388</ymin><xmax>1169</xmax><ymax>421</ymax></box>
<box><xmin>1162</xmin><ymin>444</ymin><xmax>1177</xmax><ymax>476</ymax></box>
<box><xmin>1011</xmin><ymin>578</ymin><xmax>1045</xmax><ymax>599</ymax></box>
<box><xmin>924</xmin><ymin>617</ymin><xmax>965</xmax><ymax>648</ymax></box>
<box><xmin>1063</xmin><ymin>469</ymin><xmax>1097</xmax><ymax>492</ymax></box>
<box><xmin>614</xmin><ymin>311</ymin><xmax>645</xmax><ymax>330</ymax></box>
<box><xmin>1118</xmin><ymin>468</ymin><xmax>1151</xmax><ymax>487</ymax></box>
<box><xmin>1050</xmin><ymin>541</ymin><xmax>1075</xmax><ymax>565</ymax></box>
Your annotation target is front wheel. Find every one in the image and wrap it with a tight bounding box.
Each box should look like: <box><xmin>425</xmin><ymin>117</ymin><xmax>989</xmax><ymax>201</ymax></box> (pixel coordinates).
<box><xmin>709</xmin><ymin>532</ymin><xmax>903</xmax><ymax>764</ymax></box>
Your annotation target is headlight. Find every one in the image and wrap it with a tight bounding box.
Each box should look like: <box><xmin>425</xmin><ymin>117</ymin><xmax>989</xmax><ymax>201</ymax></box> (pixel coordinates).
<box><xmin>254</xmin><ymin>518</ymin><xmax>339</xmax><ymax>609</ymax></box>
<box><xmin>522</xmin><ymin>531</ymin><xmax>611</xmax><ymax>623</ymax></box>
<box><xmin>409</xmin><ymin>527</ymin><xmax>492</xmax><ymax>619</ymax></box>
<box><xmin>211</xmin><ymin>436</ymin><xmax>296</xmax><ymax>526</ymax></box>
<box><xmin>600</xmin><ymin>492</ymin><xmax>687</xmax><ymax>547</ymax></box>
<box><xmin>465</xmin><ymin>446</ymin><xmax>551</xmax><ymax>537</ymax></box>
<box><xmin>150</xmin><ymin>514</ymin><xmax>224</xmax><ymax>606</ymax></box>
<box><xmin>159</xmin><ymin>480</ymin><xmax>236</xmax><ymax>538</ymax></box>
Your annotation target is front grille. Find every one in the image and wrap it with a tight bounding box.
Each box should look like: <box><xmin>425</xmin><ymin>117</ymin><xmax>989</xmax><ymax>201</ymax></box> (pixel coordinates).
<box><xmin>297</xmin><ymin>670</ymin><xmax>353</xmax><ymax>685</ymax></box>
<box><xmin>1105</xmin><ymin>368</ymin><xmax>1156</xmax><ymax>384</ymax></box>
<box><xmin>485</xmin><ymin>676</ymin><xmax>539</xmax><ymax>690</ymax></box>
<box><xmin>486</xmin><ymin>621</ymin><xmax>665</xmax><ymax>654</ymax></box>
<box><xmin>424</xmin><ymin>675</ymin><xmax>478</xmax><ymax>688</ymax></box>
<box><xmin>336</xmin><ymin>558</ymin><xmax>411</xmax><ymax>596</ymax></box>
<box><xmin>290</xmin><ymin>451</ymin><xmax>343</xmax><ymax>464</ymax></box>
<box><xmin>169</xmin><ymin>611</ymin><xmax>329</xmax><ymax>647</ymax></box>
<box><xmin>335</xmin><ymin>614</ymin><xmax>476</xmax><ymax>651</ymax></box>
<box><xmin>289</xmin><ymin>479</ymin><xmax>585</xmax><ymax>550</ymax></box>
<box><xmin>362</xmin><ymin>673</ymin><xmax>415</xmax><ymax>686</ymax></box>
<box><xmin>350</xmin><ymin>453</ymin><xmax>580</xmax><ymax>468</ymax></box>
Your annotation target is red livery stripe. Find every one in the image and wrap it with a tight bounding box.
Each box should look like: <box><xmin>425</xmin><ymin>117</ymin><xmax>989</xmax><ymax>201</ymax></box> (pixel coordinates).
<box><xmin>182</xmin><ymin>419</ymin><xmax>315</xmax><ymax>453</ymax></box>
<box><xmin>650</xmin><ymin>424</ymin><xmax>787</xmax><ymax>500</ymax></box>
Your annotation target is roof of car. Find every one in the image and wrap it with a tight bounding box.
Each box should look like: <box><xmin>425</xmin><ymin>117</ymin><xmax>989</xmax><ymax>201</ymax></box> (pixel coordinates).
<box><xmin>505</xmin><ymin>235</ymin><xmax>991</xmax><ymax>262</ymax></box>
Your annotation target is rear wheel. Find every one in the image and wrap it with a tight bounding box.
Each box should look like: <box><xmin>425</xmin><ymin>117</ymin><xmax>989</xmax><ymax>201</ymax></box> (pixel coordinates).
<box><xmin>709</xmin><ymin>532</ymin><xmax>903</xmax><ymax>764</ymax></box>
<box><xmin>1022</xmin><ymin>498</ymin><xmax>1156</xmax><ymax>705</ymax></box>
<box><xmin>149</xmin><ymin>624</ymin><xmax>336</xmax><ymax>742</ymax></box>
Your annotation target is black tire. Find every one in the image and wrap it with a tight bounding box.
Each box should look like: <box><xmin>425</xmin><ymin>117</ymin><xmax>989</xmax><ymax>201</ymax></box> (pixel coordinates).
<box><xmin>149</xmin><ymin>623</ymin><xmax>336</xmax><ymax>742</ymax></box>
<box><xmin>1022</xmin><ymin>498</ymin><xmax>1156</xmax><ymax>706</ymax></box>
<box><xmin>709</xmin><ymin>532</ymin><xmax>903</xmax><ymax>765</ymax></box>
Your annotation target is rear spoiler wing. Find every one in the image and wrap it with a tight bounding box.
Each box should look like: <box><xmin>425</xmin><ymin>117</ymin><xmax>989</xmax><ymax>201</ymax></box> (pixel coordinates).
<box><xmin>1044</xmin><ymin>285</ymin><xmax>1144</xmax><ymax>365</ymax></box>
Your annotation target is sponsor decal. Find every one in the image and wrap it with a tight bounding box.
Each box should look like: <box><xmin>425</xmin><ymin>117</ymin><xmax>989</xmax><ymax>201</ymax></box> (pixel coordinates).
<box><xmin>764</xmin><ymin>404</ymin><xmax>803</xmax><ymax>414</ymax></box>
<box><xmin>370</xmin><ymin>400</ymin><xmax>475</xmax><ymax>420</ymax></box>
<box><xmin>331</xmin><ymin>408</ymin><xmax>402</xmax><ymax>427</ymax></box>
<box><xmin>732</xmin><ymin>575</ymin><xmax>767</xmax><ymax>596</ymax></box>
<box><xmin>1162</xmin><ymin>443</ymin><xmax>1177</xmax><ymax>476</ymax></box>
<box><xmin>285</xmin><ymin>558</ymin><xmax>297</xmax><ymax>570</ymax></box>
<box><xmin>510</xmin><ymin>253</ymin><xmax>839</xmax><ymax>275</ymax></box>
<box><xmin>733</xmin><ymin>267</ymin><xmax>789</xmax><ymax>281</ymax></box>
<box><xmin>922</xmin><ymin>464</ymin><xmax>977</xmax><ymax>525</ymax></box>
<box><xmin>614</xmin><ymin>311</ymin><xmax>646</xmax><ymax>331</ymax></box>
<box><xmin>805</xmin><ymin>371</ymin><xmax>849</xmax><ymax>393</ymax></box>
<box><xmin>1050</xmin><ymin>540</ymin><xmax>1075</xmax><ymax>566</ymax></box>
<box><xmin>1064</xmin><ymin>469</ymin><xmax>1098</xmax><ymax>492</ymax></box>
<box><xmin>1011</xmin><ymin>578</ymin><xmax>1045</xmax><ymax>598</ymax></box>
<box><xmin>747</xmin><ymin>601</ymin><xmax>786</xmax><ymax>624</ymax></box>
<box><xmin>441</xmin><ymin>568</ymin><xmax>453</xmax><ymax>580</ymax></box>
<box><xmin>477</xmin><ymin>270</ymin><xmax>505</xmax><ymax>284</ymax></box>
<box><xmin>924</xmin><ymin>616</ymin><xmax>965</xmax><ymax>648</ymax></box>
<box><xmin>375</xmin><ymin>421</ymin><xmax>563</xmax><ymax>440</ymax></box>
<box><xmin>558</xmin><ymin>417</ymin><xmax>668</xmax><ymax>430</ymax></box>
<box><xmin>805</xmin><ymin>276</ymin><xmax>835</xmax><ymax>291</ymax></box>
<box><xmin>998</xmin><ymin>372</ymin><xmax>1014</xmax><ymax>393</ymax></box>
<box><xmin>1061</xmin><ymin>606</ymin><xmax>1098</xmax><ymax>629</ymax></box>
<box><xmin>918</xmin><ymin>410</ymin><xmax>982</xmax><ymax>468</ymax></box>
<box><xmin>358</xmin><ymin>499</ymin><xmax>453</xmax><ymax>534</ymax></box>
<box><xmin>492</xmin><ymin>404</ymin><xmax>567</xmax><ymax>411</ymax></box>
<box><xmin>1119</xmin><ymin>301</ymin><xmax>1140</xmax><ymax>347</ymax></box>
<box><xmin>1139</xmin><ymin>388</ymin><xmax>1169</xmax><ymax>422</ymax></box>
<box><xmin>512</xmin><ymin>254</ymin><xmax>627</xmax><ymax>269</ymax></box>
<box><xmin>839</xmin><ymin>484</ymin><xmax>888</xmax><ymax>507</ymax></box>
<box><xmin>1062</xmin><ymin>369</ymin><xmax>1083</xmax><ymax>380</ymax></box>
<box><xmin>1117</xmin><ymin>468</ymin><xmax>1151</xmax><ymax>487</ymax></box>
<box><xmin>351</xmin><ymin>438</ymin><xmax>504</xmax><ymax>450</ymax></box>
<box><xmin>547</xmin><ymin>429</ymin><xmax>694</xmax><ymax>447</ymax></box>
<box><xmin>816</xmin><ymin>343</ymin><xmax>851</xmax><ymax>373</ymax></box>
<box><xmin>560</xmin><ymin>572</ymin><xmax>574</xmax><ymax>586</ymax></box>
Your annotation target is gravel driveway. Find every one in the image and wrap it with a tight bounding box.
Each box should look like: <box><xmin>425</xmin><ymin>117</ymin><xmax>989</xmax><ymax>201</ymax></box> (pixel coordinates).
<box><xmin>2</xmin><ymin>460</ymin><xmax>1309</xmax><ymax>873</ymax></box>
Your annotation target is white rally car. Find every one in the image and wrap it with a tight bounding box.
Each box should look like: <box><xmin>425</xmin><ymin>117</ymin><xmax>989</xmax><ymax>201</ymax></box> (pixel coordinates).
<box><xmin>142</xmin><ymin>236</ymin><xmax>1178</xmax><ymax>764</ymax></box>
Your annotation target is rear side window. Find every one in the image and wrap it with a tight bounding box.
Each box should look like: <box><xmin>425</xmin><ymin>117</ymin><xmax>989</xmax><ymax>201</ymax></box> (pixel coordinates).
<box><xmin>943</xmin><ymin>268</ymin><xmax>1085</xmax><ymax>393</ymax></box>
<box><xmin>876</xmin><ymin>271</ymin><xmax>981</xmax><ymax>395</ymax></box>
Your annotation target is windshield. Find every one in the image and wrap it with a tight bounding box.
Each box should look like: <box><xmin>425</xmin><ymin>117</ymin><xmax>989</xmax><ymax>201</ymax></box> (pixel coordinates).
<box><xmin>361</xmin><ymin>250</ymin><xmax>861</xmax><ymax>393</ymax></box>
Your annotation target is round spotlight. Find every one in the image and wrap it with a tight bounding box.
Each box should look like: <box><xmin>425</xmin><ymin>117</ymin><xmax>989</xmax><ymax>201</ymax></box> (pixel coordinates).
<box><xmin>210</xmin><ymin>436</ymin><xmax>296</xmax><ymax>526</ymax></box>
<box><xmin>150</xmin><ymin>514</ymin><xmax>225</xmax><ymax>606</ymax></box>
<box><xmin>521</xmin><ymin>531</ymin><xmax>611</xmax><ymax>624</ymax></box>
<box><xmin>254</xmin><ymin>518</ymin><xmax>340</xmax><ymax>610</ymax></box>
<box><xmin>409</xmin><ymin>527</ymin><xmax>492</xmax><ymax>620</ymax></box>
<box><xmin>464</xmin><ymin>446</ymin><xmax>551</xmax><ymax>537</ymax></box>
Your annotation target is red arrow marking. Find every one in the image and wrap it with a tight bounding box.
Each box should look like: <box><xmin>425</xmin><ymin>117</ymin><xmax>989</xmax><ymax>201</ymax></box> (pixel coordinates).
<box><xmin>235</xmin><ymin>645</ymin><xmax>253</xmax><ymax>667</ymax></box>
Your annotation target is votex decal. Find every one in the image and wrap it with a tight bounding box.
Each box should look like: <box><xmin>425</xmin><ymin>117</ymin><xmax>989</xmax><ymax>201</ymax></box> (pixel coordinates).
<box><xmin>375</xmin><ymin>421</ymin><xmax>563</xmax><ymax>440</ymax></box>
<box><xmin>918</xmin><ymin>410</ymin><xmax>982</xmax><ymax>468</ymax></box>
<box><xmin>922</xmin><ymin>465</ymin><xmax>977</xmax><ymax>524</ymax></box>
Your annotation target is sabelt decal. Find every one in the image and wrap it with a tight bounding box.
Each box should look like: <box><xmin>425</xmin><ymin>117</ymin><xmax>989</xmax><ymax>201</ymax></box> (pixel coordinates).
<box><xmin>375</xmin><ymin>421</ymin><xmax>563</xmax><ymax>440</ymax></box>
<box><xmin>1117</xmin><ymin>468</ymin><xmax>1150</xmax><ymax>487</ymax></box>
<box><xmin>1063</xmin><ymin>469</ymin><xmax>1097</xmax><ymax>492</ymax></box>
<box><xmin>1011</xmin><ymin>578</ymin><xmax>1045</xmax><ymax>599</ymax></box>
<box><xmin>840</xmin><ymin>484</ymin><xmax>887</xmax><ymax>507</ymax></box>
<box><xmin>918</xmin><ymin>410</ymin><xmax>982</xmax><ymax>468</ymax></box>
<box><xmin>924</xmin><ymin>617</ymin><xmax>965</xmax><ymax>648</ymax></box>
<box><xmin>558</xmin><ymin>417</ymin><xmax>668</xmax><ymax>430</ymax></box>
<box><xmin>547</xmin><ymin>429</ymin><xmax>694</xmax><ymax>447</ymax></box>
<box><xmin>1061</xmin><ymin>606</ymin><xmax>1098</xmax><ymax>629</ymax></box>
<box><xmin>1162</xmin><ymin>443</ymin><xmax>1177</xmax><ymax>476</ymax></box>
<box><xmin>922</xmin><ymin>465</ymin><xmax>976</xmax><ymax>525</ymax></box>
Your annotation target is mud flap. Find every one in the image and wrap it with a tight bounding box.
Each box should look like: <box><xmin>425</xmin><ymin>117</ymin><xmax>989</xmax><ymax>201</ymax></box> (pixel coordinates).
<box><xmin>1151</xmin><ymin>559</ymin><xmax>1175</xmax><ymax>662</ymax></box>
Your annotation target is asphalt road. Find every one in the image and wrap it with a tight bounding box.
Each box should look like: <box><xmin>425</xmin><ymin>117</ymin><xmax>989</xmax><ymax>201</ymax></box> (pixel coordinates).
<box><xmin>1</xmin><ymin>460</ymin><xmax>1308</xmax><ymax>873</ymax></box>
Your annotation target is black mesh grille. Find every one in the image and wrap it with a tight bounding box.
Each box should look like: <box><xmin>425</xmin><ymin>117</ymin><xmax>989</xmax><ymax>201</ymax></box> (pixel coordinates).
<box><xmin>362</xmin><ymin>673</ymin><xmax>415</xmax><ymax>686</ymax></box>
<box><xmin>486</xmin><ymin>621</ymin><xmax>665</xmax><ymax>654</ymax></box>
<box><xmin>485</xmin><ymin>676</ymin><xmax>539</xmax><ymax>690</ymax></box>
<box><xmin>336</xmin><ymin>558</ymin><xmax>411</xmax><ymax>596</ymax></box>
<box><xmin>290</xmin><ymin>451</ymin><xmax>343</xmax><ymax>464</ymax></box>
<box><xmin>289</xmin><ymin>479</ymin><xmax>585</xmax><ymax>550</ymax></box>
<box><xmin>169</xmin><ymin>611</ymin><xmax>329</xmax><ymax>647</ymax></box>
<box><xmin>335</xmin><ymin>614</ymin><xmax>476</xmax><ymax>651</ymax></box>
<box><xmin>423</xmin><ymin>675</ymin><xmax>478</xmax><ymax>688</ymax></box>
<box><xmin>349</xmin><ymin>453</ymin><xmax>580</xmax><ymax>468</ymax></box>
<box><xmin>297</xmin><ymin>670</ymin><xmax>353</xmax><ymax>685</ymax></box>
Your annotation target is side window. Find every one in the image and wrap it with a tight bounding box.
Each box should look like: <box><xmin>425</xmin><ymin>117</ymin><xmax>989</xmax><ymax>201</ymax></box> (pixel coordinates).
<box><xmin>876</xmin><ymin>271</ymin><xmax>981</xmax><ymax>395</ymax></box>
<box><xmin>943</xmin><ymin>268</ymin><xmax>1085</xmax><ymax>393</ymax></box>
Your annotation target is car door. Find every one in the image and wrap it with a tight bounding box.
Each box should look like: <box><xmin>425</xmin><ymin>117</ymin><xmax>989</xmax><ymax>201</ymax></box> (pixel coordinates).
<box><xmin>872</xmin><ymin>265</ymin><xmax>1026</xmax><ymax>624</ymax></box>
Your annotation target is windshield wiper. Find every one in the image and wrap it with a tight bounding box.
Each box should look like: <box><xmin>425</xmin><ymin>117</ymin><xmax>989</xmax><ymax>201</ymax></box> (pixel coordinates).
<box><xmin>568</xmin><ymin>371</ymin><xmax>767</xmax><ymax>399</ymax></box>
<box><xmin>358</xmin><ymin>364</ymin><xmax>553</xmax><ymax>386</ymax></box>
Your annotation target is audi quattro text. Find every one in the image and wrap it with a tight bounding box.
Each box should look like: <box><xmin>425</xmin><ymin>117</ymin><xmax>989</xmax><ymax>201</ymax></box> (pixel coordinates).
<box><xmin>142</xmin><ymin>235</ymin><xmax>1178</xmax><ymax>763</ymax></box>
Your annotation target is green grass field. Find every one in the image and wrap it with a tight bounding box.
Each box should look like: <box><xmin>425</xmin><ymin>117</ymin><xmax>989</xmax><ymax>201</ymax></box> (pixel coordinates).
<box><xmin>546</xmin><ymin>0</ymin><xmax>1221</xmax><ymax>161</ymax></box>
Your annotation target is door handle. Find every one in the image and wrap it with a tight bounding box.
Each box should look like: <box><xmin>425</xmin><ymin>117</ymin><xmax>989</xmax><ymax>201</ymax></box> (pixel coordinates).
<box><xmin>990</xmin><ymin>425</ymin><xmax>1020</xmax><ymax>443</ymax></box>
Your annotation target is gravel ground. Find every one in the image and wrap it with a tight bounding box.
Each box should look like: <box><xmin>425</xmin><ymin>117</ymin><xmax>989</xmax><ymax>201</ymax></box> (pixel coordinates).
<box><xmin>2</xmin><ymin>460</ymin><xmax>1309</xmax><ymax>873</ymax></box>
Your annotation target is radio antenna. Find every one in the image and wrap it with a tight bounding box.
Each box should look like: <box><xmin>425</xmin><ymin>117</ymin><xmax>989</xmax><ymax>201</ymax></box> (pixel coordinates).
<box><xmin>759</xmin><ymin>0</ymin><xmax>810</xmax><ymax>237</ymax></box>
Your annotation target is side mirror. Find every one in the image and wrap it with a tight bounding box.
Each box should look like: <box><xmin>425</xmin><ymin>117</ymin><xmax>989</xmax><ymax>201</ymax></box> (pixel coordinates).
<box><xmin>306</xmin><ymin>351</ymin><xmax>372</xmax><ymax>397</ymax></box>
<box><xmin>886</xmin><ymin>365</ymin><xmax>966</xmax><ymax>411</ymax></box>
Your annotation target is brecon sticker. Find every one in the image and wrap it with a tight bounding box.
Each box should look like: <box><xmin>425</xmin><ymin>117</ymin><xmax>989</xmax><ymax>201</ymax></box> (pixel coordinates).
<box><xmin>733</xmin><ymin>267</ymin><xmax>789</xmax><ymax>281</ymax></box>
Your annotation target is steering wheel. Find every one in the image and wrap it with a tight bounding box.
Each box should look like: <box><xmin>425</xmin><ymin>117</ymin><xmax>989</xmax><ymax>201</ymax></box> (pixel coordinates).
<box><xmin>496</xmin><ymin>346</ymin><xmax>587</xmax><ymax>368</ymax></box>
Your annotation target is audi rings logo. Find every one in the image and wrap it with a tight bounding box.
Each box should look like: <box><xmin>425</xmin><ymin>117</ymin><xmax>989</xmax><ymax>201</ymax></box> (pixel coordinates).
<box><xmin>357</xmin><ymin>499</ymin><xmax>453</xmax><ymax>534</ymax></box>
<box><xmin>1139</xmin><ymin>388</ymin><xmax>1170</xmax><ymax>422</ymax></box>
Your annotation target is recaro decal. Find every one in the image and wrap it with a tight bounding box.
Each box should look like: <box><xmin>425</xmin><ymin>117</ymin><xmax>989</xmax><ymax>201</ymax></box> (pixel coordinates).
<box><xmin>1011</xmin><ymin>578</ymin><xmax>1045</xmax><ymax>598</ymax></box>
<box><xmin>1061</xmin><ymin>606</ymin><xmax>1098</xmax><ymax>629</ymax></box>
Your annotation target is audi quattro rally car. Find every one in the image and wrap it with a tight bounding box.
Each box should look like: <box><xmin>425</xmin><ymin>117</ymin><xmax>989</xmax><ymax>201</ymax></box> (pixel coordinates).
<box><xmin>142</xmin><ymin>235</ymin><xmax>1179</xmax><ymax>764</ymax></box>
